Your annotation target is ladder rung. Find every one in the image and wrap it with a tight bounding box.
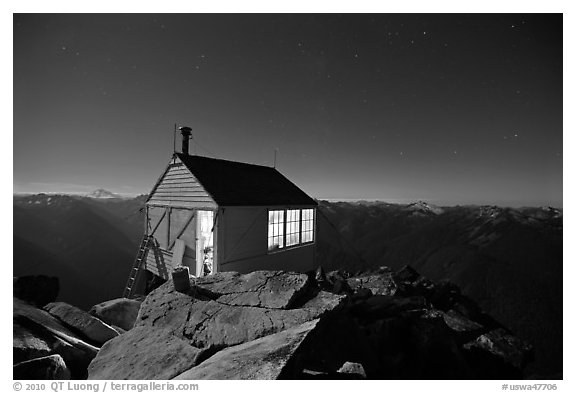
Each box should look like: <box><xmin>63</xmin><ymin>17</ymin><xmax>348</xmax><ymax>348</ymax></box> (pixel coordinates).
<box><xmin>124</xmin><ymin>235</ymin><xmax>153</xmax><ymax>298</ymax></box>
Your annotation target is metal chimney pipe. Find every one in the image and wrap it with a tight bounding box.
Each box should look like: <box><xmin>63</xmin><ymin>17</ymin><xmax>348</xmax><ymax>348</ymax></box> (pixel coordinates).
<box><xmin>179</xmin><ymin>126</ymin><xmax>192</xmax><ymax>155</ymax></box>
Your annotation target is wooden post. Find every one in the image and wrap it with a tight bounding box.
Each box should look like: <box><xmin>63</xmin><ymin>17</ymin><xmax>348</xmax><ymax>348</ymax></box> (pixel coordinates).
<box><xmin>166</xmin><ymin>207</ymin><xmax>171</xmax><ymax>249</ymax></box>
<box><xmin>212</xmin><ymin>209</ymin><xmax>219</xmax><ymax>274</ymax></box>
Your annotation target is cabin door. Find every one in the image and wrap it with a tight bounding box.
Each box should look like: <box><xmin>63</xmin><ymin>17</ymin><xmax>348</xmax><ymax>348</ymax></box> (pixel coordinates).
<box><xmin>196</xmin><ymin>210</ymin><xmax>215</xmax><ymax>276</ymax></box>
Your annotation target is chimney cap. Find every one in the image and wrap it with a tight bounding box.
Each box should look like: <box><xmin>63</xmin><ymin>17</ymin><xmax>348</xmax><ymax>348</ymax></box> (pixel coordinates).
<box><xmin>179</xmin><ymin>126</ymin><xmax>192</xmax><ymax>136</ymax></box>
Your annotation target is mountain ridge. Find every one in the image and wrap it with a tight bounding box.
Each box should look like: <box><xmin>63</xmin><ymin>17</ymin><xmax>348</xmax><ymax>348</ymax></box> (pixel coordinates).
<box><xmin>12</xmin><ymin>193</ymin><xmax>562</xmax><ymax>376</ymax></box>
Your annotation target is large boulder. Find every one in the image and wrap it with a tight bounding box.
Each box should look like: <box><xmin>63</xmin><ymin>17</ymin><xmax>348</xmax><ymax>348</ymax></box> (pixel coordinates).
<box><xmin>324</xmin><ymin>270</ymin><xmax>353</xmax><ymax>294</ymax></box>
<box><xmin>136</xmin><ymin>280</ymin><xmax>343</xmax><ymax>350</ymax></box>
<box><xmin>174</xmin><ymin>319</ymin><xmax>319</xmax><ymax>380</ymax></box>
<box><xmin>13</xmin><ymin>320</ymin><xmax>52</xmax><ymax>364</ymax></box>
<box><xmin>423</xmin><ymin>309</ymin><xmax>485</xmax><ymax>343</ymax></box>
<box><xmin>44</xmin><ymin>302</ymin><xmax>119</xmax><ymax>345</ymax></box>
<box><xmin>13</xmin><ymin>354</ymin><xmax>71</xmax><ymax>380</ymax></box>
<box><xmin>89</xmin><ymin>298</ymin><xmax>142</xmax><ymax>331</ymax></box>
<box><xmin>195</xmin><ymin>270</ymin><xmax>311</xmax><ymax>309</ymax></box>
<box><xmin>13</xmin><ymin>298</ymin><xmax>98</xmax><ymax>378</ymax></box>
<box><xmin>181</xmin><ymin>300</ymin><xmax>323</xmax><ymax>349</ymax></box>
<box><xmin>337</xmin><ymin>362</ymin><xmax>367</xmax><ymax>379</ymax></box>
<box><xmin>88</xmin><ymin>326</ymin><xmax>206</xmax><ymax>380</ymax></box>
<box><xmin>346</xmin><ymin>273</ymin><xmax>397</xmax><ymax>296</ymax></box>
<box><xmin>13</xmin><ymin>276</ymin><xmax>59</xmax><ymax>307</ymax></box>
<box><xmin>464</xmin><ymin>328</ymin><xmax>534</xmax><ymax>372</ymax></box>
<box><xmin>301</xmin><ymin>290</ymin><xmax>346</xmax><ymax>311</ymax></box>
<box><xmin>14</xmin><ymin>299</ymin><xmax>97</xmax><ymax>349</ymax></box>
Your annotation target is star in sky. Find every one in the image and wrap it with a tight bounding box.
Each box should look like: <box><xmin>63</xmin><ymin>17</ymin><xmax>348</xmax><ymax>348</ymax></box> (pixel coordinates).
<box><xmin>13</xmin><ymin>14</ymin><xmax>562</xmax><ymax>206</ymax></box>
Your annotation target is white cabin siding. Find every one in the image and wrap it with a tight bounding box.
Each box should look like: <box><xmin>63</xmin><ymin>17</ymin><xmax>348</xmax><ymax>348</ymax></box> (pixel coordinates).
<box><xmin>220</xmin><ymin>244</ymin><xmax>315</xmax><ymax>274</ymax></box>
<box><xmin>147</xmin><ymin>158</ymin><xmax>217</xmax><ymax>209</ymax></box>
<box><xmin>217</xmin><ymin>206</ymin><xmax>317</xmax><ymax>273</ymax></box>
<box><xmin>218</xmin><ymin>207</ymin><xmax>266</xmax><ymax>264</ymax></box>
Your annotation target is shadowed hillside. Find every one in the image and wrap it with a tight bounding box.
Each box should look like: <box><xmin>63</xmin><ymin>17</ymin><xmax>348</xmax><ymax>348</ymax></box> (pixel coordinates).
<box><xmin>13</xmin><ymin>194</ymin><xmax>147</xmax><ymax>309</ymax></box>
<box><xmin>12</xmin><ymin>195</ymin><xmax>562</xmax><ymax>376</ymax></box>
<box><xmin>316</xmin><ymin>200</ymin><xmax>562</xmax><ymax>377</ymax></box>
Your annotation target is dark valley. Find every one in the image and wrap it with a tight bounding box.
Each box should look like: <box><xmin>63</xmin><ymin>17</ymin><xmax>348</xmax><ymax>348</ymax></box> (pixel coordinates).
<box><xmin>12</xmin><ymin>193</ymin><xmax>562</xmax><ymax>377</ymax></box>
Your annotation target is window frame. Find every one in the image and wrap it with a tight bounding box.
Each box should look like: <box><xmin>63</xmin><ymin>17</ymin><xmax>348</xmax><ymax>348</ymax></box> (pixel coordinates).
<box><xmin>300</xmin><ymin>208</ymin><xmax>315</xmax><ymax>245</ymax></box>
<box><xmin>267</xmin><ymin>209</ymin><xmax>285</xmax><ymax>251</ymax></box>
<box><xmin>267</xmin><ymin>207</ymin><xmax>315</xmax><ymax>253</ymax></box>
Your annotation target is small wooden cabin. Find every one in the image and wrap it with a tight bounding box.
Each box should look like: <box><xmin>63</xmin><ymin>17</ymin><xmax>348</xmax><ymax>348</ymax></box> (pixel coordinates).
<box><xmin>131</xmin><ymin>127</ymin><xmax>317</xmax><ymax>293</ymax></box>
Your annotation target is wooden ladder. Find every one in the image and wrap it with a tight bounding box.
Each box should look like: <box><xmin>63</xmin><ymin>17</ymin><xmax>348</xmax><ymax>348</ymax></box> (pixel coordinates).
<box><xmin>123</xmin><ymin>235</ymin><xmax>152</xmax><ymax>298</ymax></box>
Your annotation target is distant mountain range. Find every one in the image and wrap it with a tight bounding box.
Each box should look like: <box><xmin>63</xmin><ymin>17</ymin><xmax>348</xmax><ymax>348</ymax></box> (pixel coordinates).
<box><xmin>13</xmin><ymin>193</ymin><xmax>147</xmax><ymax>309</ymax></box>
<box><xmin>315</xmin><ymin>200</ymin><xmax>562</xmax><ymax>377</ymax></box>
<box><xmin>15</xmin><ymin>188</ymin><xmax>136</xmax><ymax>199</ymax></box>
<box><xmin>12</xmin><ymin>194</ymin><xmax>562</xmax><ymax>376</ymax></box>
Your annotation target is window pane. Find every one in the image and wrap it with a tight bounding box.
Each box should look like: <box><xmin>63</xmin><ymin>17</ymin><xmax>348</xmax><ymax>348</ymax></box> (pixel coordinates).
<box><xmin>285</xmin><ymin>209</ymin><xmax>300</xmax><ymax>246</ymax></box>
<box><xmin>301</xmin><ymin>209</ymin><xmax>314</xmax><ymax>243</ymax></box>
<box><xmin>268</xmin><ymin>209</ymin><xmax>285</xmax><ymax>251</ymax></box>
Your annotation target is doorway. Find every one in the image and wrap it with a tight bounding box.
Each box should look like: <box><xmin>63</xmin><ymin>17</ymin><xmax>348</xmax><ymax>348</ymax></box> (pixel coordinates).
<box><xmin>196</xmin><ymin>210</ymin><xmax>215</xmax><ymax>276</ymax></box>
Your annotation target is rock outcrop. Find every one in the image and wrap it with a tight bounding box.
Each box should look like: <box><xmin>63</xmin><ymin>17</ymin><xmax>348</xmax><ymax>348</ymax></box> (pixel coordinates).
<box><xmin>44</xmin><ymin>302</ymin><xmax>119</xmax><ymax>346</ymax></box>
<box><xmin>346</xmin><ymin>268</ymin><xmax>397</xmax><ymax>296</ymax></box>
<box><xmin>12</xmin><ymin>292</ymin><xmax>134</xmax><ymax>379</ymax></box>
<box><xmin>14</xmin><ymin>266</ymin><xmax>533</xmax><ymax>380</ymax></box>
<box><xmin>87</xmin><ymin>267</ymin><xmax>533</xmax><ymax>380</ymax></box>
<box><xmin>135</xmin><ymin>274</ymin><xmax>342</xmax><ymax>351</ymax></box>
<box><xmin>89</xmin><ymin>298</ymin><xmax>142</xmax><ymax>331</ymax></box>
<box><xmin>13</xmin><ymin>354</ymin><xmax>71</xmax><ymax>380</ymax></box>
<box><xmin>464</xmin><ymin>328</ymin><xmax>534</xmax><ymax>374</ymax></box>
<box><xmin>337</xmin><ymin>362</ymin><xmax>367</xmax><ymax>379</ymax></box>
<box><xmin>13</xmin><ymin>298</ymin><xmax>99</xmax><ymax>379</ymax></box>
<box><xmin>194</xmin><ymin>270</ymin><xmax>311</xmax><ymax>308</ymax></box>
<box><xmin>88</xmin><ymin>326</ymin><xmax>206</xmax><ymax>380</ymax></box>
<box><xmin>173</xmin><ymin>319</ymin><xmax>319</xmax><ymax>380</ymax></box>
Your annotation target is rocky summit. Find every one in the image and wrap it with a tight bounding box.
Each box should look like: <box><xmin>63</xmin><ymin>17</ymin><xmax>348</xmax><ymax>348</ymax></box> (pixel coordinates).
<box><xmin>12</xmin><ymin>276</ymin><xmax>139</xmax><ymax>379</ymax></box>
<box><xmin>82</xmin><ymin>266</ymin><xmax>533</xmax><ymax>380</ymax></box>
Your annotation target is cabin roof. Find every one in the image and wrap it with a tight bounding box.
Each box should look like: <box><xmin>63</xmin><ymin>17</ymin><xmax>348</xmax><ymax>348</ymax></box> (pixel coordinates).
<box><xmin>174</xmin><ymin>153</ymin><xmax>317</xmax><ymax>207</ymax></box>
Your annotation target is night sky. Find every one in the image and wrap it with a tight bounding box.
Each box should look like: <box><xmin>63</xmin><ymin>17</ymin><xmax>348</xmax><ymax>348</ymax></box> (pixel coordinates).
<box><xmin>13</xmin><ymin>14</ymin><xmax>563</xmax><ymax>207</ymax></box>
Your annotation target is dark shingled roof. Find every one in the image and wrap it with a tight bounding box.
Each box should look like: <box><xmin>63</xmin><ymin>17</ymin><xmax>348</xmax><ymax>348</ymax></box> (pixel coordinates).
<box><xmin>175</xmin><ymin>153</ymin><xmax>317</xmax><ymax>207</ymax></box>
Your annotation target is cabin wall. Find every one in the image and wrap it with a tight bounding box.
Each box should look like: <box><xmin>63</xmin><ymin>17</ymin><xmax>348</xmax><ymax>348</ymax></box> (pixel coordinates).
<box><xmin>217</xmin><ymin>206</ymin><xmax>316</xmax><ymax>274</ymax></box>
<box><xmin>147</xmin><ymin>158</ymin><xmax>217</xmax><ymax>209</ymax></box>
<box><xmin>168</xmin><ymin>208</ymin><xmax>197</xmax><ymax>273</ymax></box>
<box><xmin>144</xmin><ymin>201</ymin><xmax>316</xmax><ymax>278</ymax></box>
<box><xmin>144</xmin><ymin>205</ymin><xmax>202</xmax><ymax>279</ymax></box>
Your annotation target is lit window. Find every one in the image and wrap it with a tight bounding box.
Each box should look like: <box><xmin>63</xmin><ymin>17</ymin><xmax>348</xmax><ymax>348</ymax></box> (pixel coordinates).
<box><xmin>301</xmin><ymin>208</ymin><xmax>314</xmax><ymax>243</ymax></box>
<box><xmin>286</xmin><ymin>209</ymin><xmax>301</xmax><ymax>246</ymax></box>
<box><xmin>268</xmin><ymin>210</ymin><xmax>284</xmax><ymax>251</ymax></box>
<box><xmin>268</xmin><ymin>208</ymin><xmax>315</xmax><ymax>252</ymax></box>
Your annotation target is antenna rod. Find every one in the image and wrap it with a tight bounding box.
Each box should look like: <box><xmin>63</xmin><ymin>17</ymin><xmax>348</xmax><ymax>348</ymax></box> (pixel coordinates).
<box><xmin>274</xmin><ymin>148</ymin><xmax>278</xmax><ymax>168</ymax></box>
<box><xmin>173</xmin><ymin>123</ymin><xmax>177</xmax><ymax>153</ymax></box>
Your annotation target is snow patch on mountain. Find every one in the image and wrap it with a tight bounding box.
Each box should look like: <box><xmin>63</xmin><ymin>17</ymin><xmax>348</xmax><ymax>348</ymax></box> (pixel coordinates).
<box><xmin>405</xmin><ymin>201</ymin><xmax>445</xmax><ymax>216</ymax></box>
<box><xmin>86</xmin><ymin>189</ymin><xmax>123</xmax><ymax>199</ymax></box>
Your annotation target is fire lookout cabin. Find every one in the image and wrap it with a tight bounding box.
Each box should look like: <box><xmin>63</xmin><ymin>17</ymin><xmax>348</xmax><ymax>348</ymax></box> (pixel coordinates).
<box><xmin>125</xmin><ymin>127</ymin><xmax>318</xmax><ymax>297</ymax></box>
